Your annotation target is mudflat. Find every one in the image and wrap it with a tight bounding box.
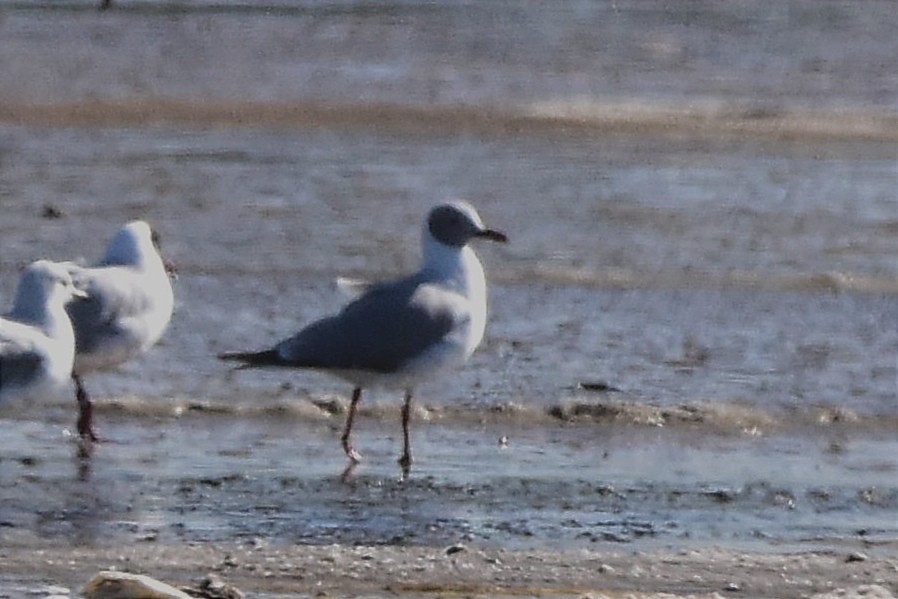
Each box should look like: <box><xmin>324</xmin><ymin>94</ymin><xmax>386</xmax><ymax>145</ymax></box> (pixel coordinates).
<box><xmin>3</xmin><ymin>540</ymin><xmax>896</xmax><ymax>598</ymax></box>
<box><xmin>1</xmin><ymin>3</ymin><xmax>897</xmax><ymax>598</ymax></box>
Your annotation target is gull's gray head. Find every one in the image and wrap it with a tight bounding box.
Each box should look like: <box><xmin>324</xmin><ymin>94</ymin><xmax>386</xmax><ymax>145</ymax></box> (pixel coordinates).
<box><xmin>102</xmin><ymin>220</ymin><xmax>161</xmax><ymax>267</ymax></box>
<box><xmin>427</xmin><ymin>200</ymin><xmax>508</xmax><ymax>248</ymax></box>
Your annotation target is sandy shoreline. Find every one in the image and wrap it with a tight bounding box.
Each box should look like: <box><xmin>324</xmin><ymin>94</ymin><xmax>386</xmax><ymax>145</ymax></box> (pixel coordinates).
<box><xmin>2</xmin><ymin>540</ymin><xmax>896</xmax><ymax>598</ymax></box>
<box><xmin>1</xmin><ymin>99</ymin><xmax>897</xmax><ymax>144</ymax></box>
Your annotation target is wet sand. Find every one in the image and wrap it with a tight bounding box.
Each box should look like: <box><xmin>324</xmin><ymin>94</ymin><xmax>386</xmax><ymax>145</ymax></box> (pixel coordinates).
<box><xmin>2</xmin><ymin>98</ymin><xmax>898</xmax><ymax>143</ymax></box>
<box><xmin>2</xmin><ymin>538</ymin><xmax>897</xmax><ymax>598</ymax></box>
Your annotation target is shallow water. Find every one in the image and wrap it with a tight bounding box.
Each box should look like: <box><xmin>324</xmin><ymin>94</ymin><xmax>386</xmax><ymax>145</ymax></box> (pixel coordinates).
<box><xmin>2</xmin><ymin>128</ymin><xmax>896</xmax><ymax>420</ymax></box>
<box><xmin>2</xmin><ymin>414</ymin><xmax>896</xmax><ymax>554</ymax></box>
<box><xmin>0</xmin><ymin>0</ymin><xmax>896</xmax><ymax>582</ymax></box>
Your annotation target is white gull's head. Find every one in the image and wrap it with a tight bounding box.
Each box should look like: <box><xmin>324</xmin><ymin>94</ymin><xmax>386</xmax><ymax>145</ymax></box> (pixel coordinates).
<box><xmin>101</xmin><ymin>220</ymin><xmax>162</xmax><ymax>267</ymax></box>
<box><xmin>12</xmin><ymin>260</ymin><xmax>85</xmax><ymax>321</ymax></box>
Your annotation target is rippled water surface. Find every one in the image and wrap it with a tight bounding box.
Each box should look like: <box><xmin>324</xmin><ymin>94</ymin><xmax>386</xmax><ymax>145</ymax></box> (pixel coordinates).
<box><xmin>0</xmin><ymin>0</ymin><xmax>896</xmax><ymax>578</ymax></box>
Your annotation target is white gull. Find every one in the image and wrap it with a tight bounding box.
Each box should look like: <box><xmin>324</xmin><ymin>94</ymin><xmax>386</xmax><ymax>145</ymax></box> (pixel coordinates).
<box><xmin>0</xmin><ymin>260</ymin><xmax>86</xmax><ymax>406</ymax></box>
<box><xmin>63</xmin><ymin>220</ymin><xmax>175</xmax><ymax>441</ymax></box>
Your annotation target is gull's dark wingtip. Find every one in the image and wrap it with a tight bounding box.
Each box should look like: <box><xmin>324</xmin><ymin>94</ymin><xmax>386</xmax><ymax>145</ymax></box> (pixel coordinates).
<box><xmin>217</xmin><ymin>349</ymin><xmax>282</xmax><ymax>368</ymax></box>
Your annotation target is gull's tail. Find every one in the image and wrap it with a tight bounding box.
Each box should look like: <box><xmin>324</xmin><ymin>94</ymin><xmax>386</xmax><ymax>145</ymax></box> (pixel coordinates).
<box><xmin>217</xmin><ymin>348</ymin><xmax>284</xmax><ymax>368</ymax></box>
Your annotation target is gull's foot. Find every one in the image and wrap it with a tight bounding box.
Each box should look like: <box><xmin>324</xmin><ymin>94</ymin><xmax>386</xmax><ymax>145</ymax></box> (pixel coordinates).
<box><xmin>74</xmin><ymin>377</ymin><xmax>100</xmax><ymax>443</ymax></box>
<box><xmin>344</xmin><ymin>446</ymin><xmax>363</xmax><ymax>464</ymax></box>
<box><xmin>398</xmin><ymin>452</ymin><xmax>413</xmax><ymax>479</ymax></box>
<box><xmin>340</xmin><ymin>459</ymin><xmax>359</xmax><ymax>482</ymax></box>
<box><xmin>340</xmin><ymin>447</ymin><xmax>363</xmax><ymax>482</ymax></box>
<box><xmin>76</xmin><ymin>415</ymin><xmax>100</xmax><ymax>444</ymax></box>
<box><xmin>76</xmin><ymin>409</ymin><xmax>102</xmax><ymax>443</ymax></box>
<box><xmin>82</xmin><ymin>430</ymin><xmax>100</xmax><ymax>444</ymax></box>
<box><xmin>76</xmin><ymin>436</ymin><xmax>95</xmax><ymax>460</ymax></box>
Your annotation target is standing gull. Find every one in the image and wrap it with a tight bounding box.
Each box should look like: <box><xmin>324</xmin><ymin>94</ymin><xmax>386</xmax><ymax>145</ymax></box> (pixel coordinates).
<box><xmin>220</xmin><ymin>200</ymin><xmax>507</xmax><ymax>473</ymax></box>
<box><xmin>64</xmin><ymin>221</ymin><xmax>175</xmax><ymax>442</ymax></box>
<box><xmin>0</xmin><ymin>261</ymin><xmax>85</xmax><ymax>406</ymax></box>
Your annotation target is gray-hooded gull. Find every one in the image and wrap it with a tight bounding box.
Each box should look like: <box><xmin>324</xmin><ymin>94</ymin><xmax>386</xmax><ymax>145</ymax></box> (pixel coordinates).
<box><xmin>220</xmin><ymin>200</ymin><xmax>506</xmax><ymax>474</ymax></box>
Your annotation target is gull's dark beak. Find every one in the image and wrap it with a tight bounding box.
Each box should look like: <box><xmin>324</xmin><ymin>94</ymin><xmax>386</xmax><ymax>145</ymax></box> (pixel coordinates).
<box><xmin>164</xmin><ymin>258</ymin><xmax>178</xmax><ymax>280</ymax></box>
<box><xmin>476</xmin><ymin>228</ymin><xmax>508</xmax><ymax>243</ymax></box>
<box><xmin>150</xmin><ymin>228</ymin><xmax>178</xmax><ymax>279</ymax></box>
